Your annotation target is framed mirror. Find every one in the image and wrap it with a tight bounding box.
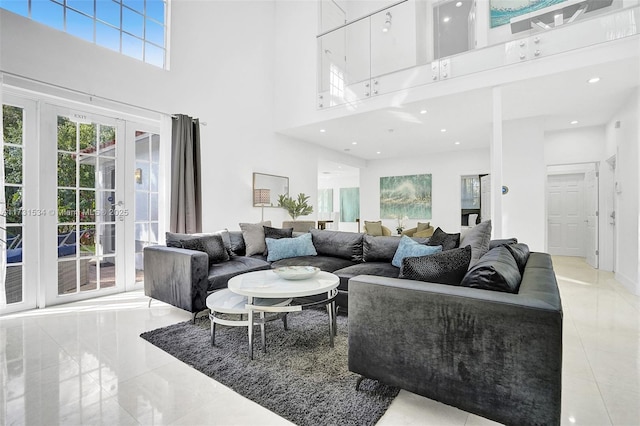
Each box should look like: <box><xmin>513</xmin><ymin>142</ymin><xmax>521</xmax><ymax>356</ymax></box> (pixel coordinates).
<box><xmin>253</xmin><ymin>172</ymin><xmax>289</xmax><ymax>207</ymax></box>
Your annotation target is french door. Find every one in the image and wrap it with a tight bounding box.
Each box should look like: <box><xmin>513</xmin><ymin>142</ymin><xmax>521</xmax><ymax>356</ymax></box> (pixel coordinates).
<box><xmin>1</xmin><ymin>90</ymin><xmax>164</xmax><ymax>314</ymax></box>
<box><xmin>42</xmin><ymin>104</ymin><xmax>127</xmax><ymax>305</ymax></box>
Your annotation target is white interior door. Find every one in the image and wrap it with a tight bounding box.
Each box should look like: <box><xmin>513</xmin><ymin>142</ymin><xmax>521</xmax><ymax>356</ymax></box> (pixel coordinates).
<box><xmin>547</xmin><ymin>173</ymin><xmax>585</xmax><ymax>257</ymax></box>
<box><xmin>585</xmin><ymin>169</ymin><xmax>599</xmax><ymax>268</ymax></box>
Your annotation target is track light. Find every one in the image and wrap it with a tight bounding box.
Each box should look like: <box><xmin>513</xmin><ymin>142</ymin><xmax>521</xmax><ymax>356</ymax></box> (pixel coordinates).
<box><xmin>382</xmin><ymin>12</ymin><xmax>392</xmax><ymax>32</ymax></box>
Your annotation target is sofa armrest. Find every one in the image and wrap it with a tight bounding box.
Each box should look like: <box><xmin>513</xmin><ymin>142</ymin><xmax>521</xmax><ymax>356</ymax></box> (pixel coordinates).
<box><xmin>348</xmin><ymin>274</ymin><xmax>562</xmax><ymax>426</ymax></box>
<box><xmin>143</xmin><ymin>245</ymin><xmax>209</xmax><ymax>313</ymax></box>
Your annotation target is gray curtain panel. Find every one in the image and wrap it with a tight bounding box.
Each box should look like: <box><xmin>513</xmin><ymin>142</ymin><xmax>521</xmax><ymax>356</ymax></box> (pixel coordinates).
<box><xmin>170</xmin><ymin>114</ymin><xmax>202</xmax><ymax>234</ymax></box>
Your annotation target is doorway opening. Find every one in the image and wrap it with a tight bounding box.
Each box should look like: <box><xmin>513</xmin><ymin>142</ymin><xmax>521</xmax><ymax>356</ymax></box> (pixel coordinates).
<box><xmin>317</xmin><ymin>160</ymin><xmax>360</xmax><ymax>232</ymax></box>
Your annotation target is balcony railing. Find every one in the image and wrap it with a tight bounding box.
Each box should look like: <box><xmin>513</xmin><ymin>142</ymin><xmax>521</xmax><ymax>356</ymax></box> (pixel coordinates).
<box><xmin>317</xmin><ymin>0</ymin><xmax>639</xmax><ymax>109</ymax></box>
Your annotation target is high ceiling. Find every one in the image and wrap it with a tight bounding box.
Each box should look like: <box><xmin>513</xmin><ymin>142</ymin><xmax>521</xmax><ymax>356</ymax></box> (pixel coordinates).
<box><xmin>281</xmin><ymin>56</ymin><xmax>639</xmax><ymax>161</ymax></box>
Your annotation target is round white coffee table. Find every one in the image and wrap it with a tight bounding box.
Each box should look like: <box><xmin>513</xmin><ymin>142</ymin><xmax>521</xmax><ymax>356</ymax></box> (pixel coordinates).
<box><xmin>228</xmin><ymin>269</ymin><xmax>339</xmax><ymax>359</ymax></box>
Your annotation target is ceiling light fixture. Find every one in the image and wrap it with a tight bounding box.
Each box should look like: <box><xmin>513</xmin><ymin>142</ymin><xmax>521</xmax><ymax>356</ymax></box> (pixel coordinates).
<box><xmin>587</xmin><ymin>77</ymin><xmax>600</xmax><ymax>84</ymax></box>
<box><xmin>320</xmin><ymin>129</ymin><xmax>326</xmax><ymax>133</ymax></box>
<box><xmin>570</xmin><ymin>120</ymin><xmax>578</xmax><ymax>125</ymax></box>
<box><xmin>352</xmin><ymin>141</ymin><xmax>358</xmax><ymax>145</ymax></box>
<box><xmin>420</xmin><ymin>109</ymin><xmax>427</xmax><ymax>114</ymax></box>
<box><xmin>454</xmin><ymin>141</ymin><xmax>461</xmax><ymax>145</ymax></box>
<box><xmin>441</xmin><ymin>128</ymin><xmax>447</xmax><ymax>132</ymax></box>
<box><xmin>456</xmin><ymin>1</ymin><xmax>462</xmax><ymax>6</ymax></box>
<box><xmin>376</xmin><ymin>151</ymin><xmax>381</xmax><ymax>154</ymax></box>
<box><xmin>443</xmin><ymin>16</ymin><xmax>451</xmax><ymax>23</ymax></box>
<box><xmin>382</xmin><ymin>12</ymin><xmax>392</xmax><ymax>32</ymax></box>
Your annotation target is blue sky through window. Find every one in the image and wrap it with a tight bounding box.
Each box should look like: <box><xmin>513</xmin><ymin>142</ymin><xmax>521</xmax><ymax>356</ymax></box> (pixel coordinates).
<box><xmin>0</xmin><ymin>0</ymin><xmax>167</xmax><ymax>68</ymax></box>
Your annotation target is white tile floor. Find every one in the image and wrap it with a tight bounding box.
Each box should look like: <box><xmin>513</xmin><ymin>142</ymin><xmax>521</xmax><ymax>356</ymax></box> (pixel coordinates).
<box><xmin>1</xmin><ymin>256</ymin><xmax>639</xmax><ymax>425</ymax></box>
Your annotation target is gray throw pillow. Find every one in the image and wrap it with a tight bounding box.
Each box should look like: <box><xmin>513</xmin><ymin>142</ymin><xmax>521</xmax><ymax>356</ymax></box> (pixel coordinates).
<box><xmin>180</xmin><ymin>234</ymin><xmax>229</xmax><ymax>264</ymax></box>
<box><xmin>460</xmin><ymin>220</ymin><xmax>492</xmax><ymax>268</ymax></box>
<box><xmin>460</xmin><ymin>246</ymin><xmax>521</xmax><ymax>293</ymax></box>
<box><xmin>399</xmin><ymin>246</ymin><xmax>472</xmax><ymax>286</ymax></box>
<box><xmin>427</xmin><ymin>227</ymin><xmax>460</xmax><ymax>251</ymax></box>
<box><xmin>239</xmin><ymin>221</ymin><xmax>271</xmax><ymax>257</ymax></box>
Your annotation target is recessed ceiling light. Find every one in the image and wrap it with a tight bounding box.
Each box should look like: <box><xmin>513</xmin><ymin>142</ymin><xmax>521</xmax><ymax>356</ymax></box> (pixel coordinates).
<box><xmin>376</xmin><ymin>151</ymin><xmax>381</xmax><ymax>154</ymax></box>
<box><xmin>456</xmin><ymin>1</ymin><xmax>462</xmax><ymax>6</ymax></box>
<box><xmin>454</xmin><ymin>141</ymin><xmax>461</xmax><ymax>145</ymax></box>
<box><xmin>443</xmin><ymin>16</ymin><xmax>451</xmax><ymax>23</ymax></box>
<box><xmin>352</xmin><ymin>141</ymin><xmax>358</xmax><ymax>145</ymax></box>
<box><xmin>420</xmin><ymin>109</ymin><xmax>427</xmax><ymax>114</ymax></box>
<box><xmin>587</xmin><ymin>77</ymin><xmax>600</xmax><ymax>84</ymax></box>
<box><xmin>441</xmin><ymin>128</ymin><xmax>447</xmax><ymax>132</ymax></box>
<box><xmin>570</xmin><ymin>120</ymin><xmax>578</xmax><ymax>125</ymax></box>
<box><xmin>320</xmin><ymin>129</ymin><xmax>326</xmax><ymax>133</ymax></box>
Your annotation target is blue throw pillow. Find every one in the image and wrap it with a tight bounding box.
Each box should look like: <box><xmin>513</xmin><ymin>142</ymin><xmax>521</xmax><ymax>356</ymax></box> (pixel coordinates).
<box><xmin>266</xmin><ymin>233</ymin><xmax>317</xmax><ymax>262</ymax></box>
<box><xmin>392</xmin><ymin>235</ymin><xmax>442</xmax><ymax>268</ymax></box>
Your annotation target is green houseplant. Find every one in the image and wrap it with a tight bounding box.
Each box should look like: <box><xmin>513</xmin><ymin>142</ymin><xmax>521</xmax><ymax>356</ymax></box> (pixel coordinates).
<box><xmin>278</xmin><ymin>193</ymin><xmax>313</xmax><ymax>220</ymax></box>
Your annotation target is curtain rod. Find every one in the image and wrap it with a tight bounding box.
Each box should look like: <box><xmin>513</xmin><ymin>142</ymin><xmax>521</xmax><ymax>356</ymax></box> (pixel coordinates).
<box><xmin>171</xmin><ymin>115</ymin><xmax>207</xmax><ymax>126</ymax></box>
<box><xmin>1</xmin><ymin>70</ymin><xmax>207</xmax><ymax>125</ymax></box>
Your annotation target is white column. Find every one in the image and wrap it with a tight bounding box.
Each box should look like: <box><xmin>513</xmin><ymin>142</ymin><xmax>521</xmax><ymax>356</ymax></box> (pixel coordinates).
<box><xmin>491</xmin><ymin>86</ymin><xmax>503</xmax><ymax>239</ymax></box>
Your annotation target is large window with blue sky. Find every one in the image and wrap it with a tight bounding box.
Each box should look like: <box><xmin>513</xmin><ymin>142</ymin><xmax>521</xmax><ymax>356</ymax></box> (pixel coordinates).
<box><xmin>0</xmin><ymin>0</ymin><xmax>167</xmax><ymax>68</ymax></box>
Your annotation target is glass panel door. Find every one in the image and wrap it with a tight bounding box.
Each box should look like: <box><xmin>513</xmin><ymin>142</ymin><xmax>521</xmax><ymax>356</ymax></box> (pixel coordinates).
<box><xmin>133</xmin><ymin>130</ymin><xmax>160</xmax><ymax>284</ymax></box>
<box><xmin>55</xmin><ymin>112</ymin><xmax>123</xmax><ymax>299</ymax></box>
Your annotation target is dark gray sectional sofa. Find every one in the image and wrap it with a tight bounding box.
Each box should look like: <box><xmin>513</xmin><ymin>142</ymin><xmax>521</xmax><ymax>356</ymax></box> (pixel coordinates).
<box><xmin>348</xmin><ymin>252</ymin><xmax>563</xmax><ymax>426</ymax></box>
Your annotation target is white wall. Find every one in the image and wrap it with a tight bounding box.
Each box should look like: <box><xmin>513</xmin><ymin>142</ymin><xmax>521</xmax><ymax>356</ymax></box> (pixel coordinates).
<box><xmin>606</xmin><ymin>89</ymin><xmax>640</xmax><ymax>294</ymax></box>
<box><xmin>502</xmin><ymin>117</ymin><xmax>546</xmax><ymax>251</ymax></box>
<box><xmin>360</xmin><ymin>148</ymin><xmax>490</xmax><ymax>233</ymax></box>
<box><xmin>0</xmin><ymin>3</ymin><xmax>362</xmax><ymax>234</ymax></box>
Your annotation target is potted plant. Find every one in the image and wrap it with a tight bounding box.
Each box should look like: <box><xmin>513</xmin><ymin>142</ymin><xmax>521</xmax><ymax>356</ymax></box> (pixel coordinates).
<box><xmin>278</xmin><ymin>193</ymin><xmax>314</xmax><ymax>220</ymax></box>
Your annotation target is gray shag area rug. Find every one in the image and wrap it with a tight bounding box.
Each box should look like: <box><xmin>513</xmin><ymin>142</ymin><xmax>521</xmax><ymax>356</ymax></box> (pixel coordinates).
<box><xmin>140</xmin><ymin>309</ymin><xmax>399</xmax><ymax>426</ymax></box>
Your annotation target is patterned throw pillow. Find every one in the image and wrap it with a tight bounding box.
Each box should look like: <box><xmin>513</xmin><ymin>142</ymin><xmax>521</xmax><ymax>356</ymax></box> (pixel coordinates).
<box><xmin>263</xmin><ymin>226</ymin><xmax>294</xmax><ymax>255</ymax></box>
<box><xmin>399</xmin><ymin>246</ymin><xmax>472</xmax><ymax>285</ymax></box>
<box><xmin>427</xmin><ymin>227</ymin><xmax>460</xmax><ymax>251</ymax></box>
<box><xmin>391</xmin><ymin>235</ymin><xmax>442</xmax><ymax>268</ymax></box>
<box><xmin>180</xmin><ymin>234</ymin><xmax>229</xmax><ymax>264</ymax></box>
<box><xmin>266</xmin><ymin>233</ymin><xmax>317</xmax><ymax>262</ymax></box>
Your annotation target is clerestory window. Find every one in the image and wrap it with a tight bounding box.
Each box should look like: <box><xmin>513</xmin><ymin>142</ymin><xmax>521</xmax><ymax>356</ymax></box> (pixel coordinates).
<box><xmin>0</xmin><ymin>0</ymin><xmax>168</xmax><ymax>68</ymax></box>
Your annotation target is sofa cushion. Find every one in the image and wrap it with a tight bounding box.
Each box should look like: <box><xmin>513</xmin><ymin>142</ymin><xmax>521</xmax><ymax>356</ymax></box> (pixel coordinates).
<box><xmin>399</xmin><ymin>245</ymin><xmax>472</xmax><ymax>285</ymax></box>
<box><xmin>334</xmin><ymin>262</ymin><xmax>400</xmax><ymax>292</ymax></box>
<box><xmin>489</xmin><ymin>238</ymin><xmax>518</xmax><ymax>249</ymax></box>
<box><xmin>207</xmin><ymin>256</ymin><xmax>271</xmax><ymax>291</ymax></box>
<box><xmin>364</xmin><ymin>220</ymin><xmax>383</xmax><ymax>236</ymax></box>
<box><xmin>271</xmin><ymin>255</ymin><xmax>355</xmax><ymax>272</ymax></box>
<box><xmin>427</xmin><ymin>227</ymin><xmax>460</xmax><ymax>251</ymax></box>
<box><xmin>416</xmin><ymin>222</ymin><xmax>431</xmax><ymax>232</ymax></box>
<box><xmin>459</xmin><ymin>220</ymin><xmax>492</xmax><ymax>268</ymax></box>
<box><xmin>310</xmin><ymin>229</ymin><xmax>364</xmax><ymax>262</ymax></box>
<box><xmin>363</xmin><ymin>235</ymin><xmax>430</xmax><ymax>263</ymax></box>
<box><xmin>505</xmin><ymin>243</ymin><xmax>530</xmax><ymax>274</ymax></box>
<box><xmin>392</xmin><ymin>235</ymin><xmax>442</xmax><ymax>268</ymax></box>
<box><xmin>180</xmin><ymin>234</ymin><xmax>230</xmax><ymax>264</ymax></box>
<box><xmin>228</xmin><ymin>230</ymin><xmax>246</xmax><ymax>255</ymax></box>
<box><xmin>239</xmin><ymin>221</ymin><xmax>271</xmax><ymax>256</ymax></box>
<box><xmin>266</xmin><ymin>233</ymin><xmax>317</xmax><ymax>262</ymax></box>
<box><xmin>460</xmin><ymin>246</ymin><xmax>521</xmax><ymax>293</ymax></box>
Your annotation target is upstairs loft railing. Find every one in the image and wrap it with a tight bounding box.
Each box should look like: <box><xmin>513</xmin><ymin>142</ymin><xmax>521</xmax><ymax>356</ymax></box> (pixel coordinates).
<box><xmin>316</xmin><ymin>0</ymin><xmax>640</xmax><ymax>108</ymax></box>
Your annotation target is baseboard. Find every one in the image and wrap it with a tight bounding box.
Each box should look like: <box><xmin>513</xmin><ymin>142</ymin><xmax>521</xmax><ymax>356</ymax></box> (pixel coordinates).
<box><xmin>615</xmin><ymin>271</ymin><xmax>640</xmax><ymax>296</ymax></box>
